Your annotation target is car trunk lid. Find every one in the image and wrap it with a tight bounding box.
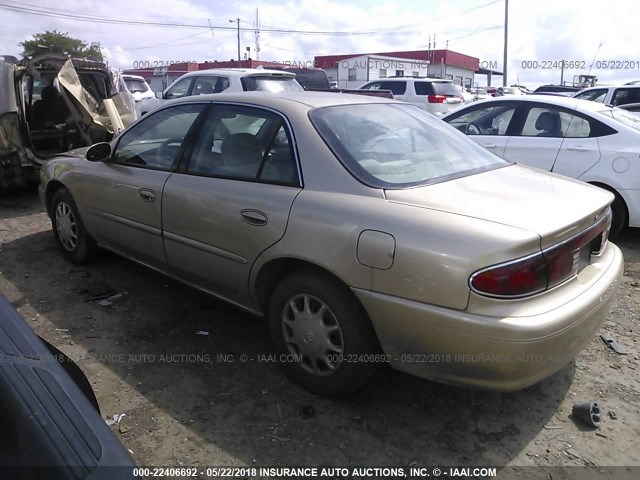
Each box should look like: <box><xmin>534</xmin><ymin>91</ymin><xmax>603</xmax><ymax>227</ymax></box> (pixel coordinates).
<box><xmin>384</xmin><ymin>164</ymin><xmax>613</xmax><ymax>250</ymax></box>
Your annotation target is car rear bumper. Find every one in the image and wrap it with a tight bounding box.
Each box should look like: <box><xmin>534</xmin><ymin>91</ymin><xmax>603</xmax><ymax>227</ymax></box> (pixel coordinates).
<box><xmin>353</xmin><ymin>242</ymin><xmax>623</xmax><ymax>391</ymax></box>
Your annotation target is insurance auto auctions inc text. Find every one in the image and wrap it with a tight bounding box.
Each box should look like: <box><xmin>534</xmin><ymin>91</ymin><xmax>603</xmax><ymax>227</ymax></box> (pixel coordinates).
<box><xmin>202</xmin><ymin>466</ymin><xmax>498</xmax><ymax>478</ymax></box>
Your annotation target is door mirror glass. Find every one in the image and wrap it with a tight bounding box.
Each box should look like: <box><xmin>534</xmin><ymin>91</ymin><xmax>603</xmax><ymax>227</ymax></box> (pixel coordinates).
<box><xmin>86</xmin><ymin>142</ymin><xmax>112</xmax><ymax>162</ymax></box>
<box><xmin>155</xmin><ymin>91</ymin><xmax>163</xmax><ymax>99</ymax></box>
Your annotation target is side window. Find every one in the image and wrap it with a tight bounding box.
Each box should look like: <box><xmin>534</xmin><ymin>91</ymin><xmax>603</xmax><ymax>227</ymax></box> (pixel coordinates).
<box><xmin>414</xmin><ymin>82</ymin><xmax>433</xmax><ymax>96</ymax></box>
<box><xmin>186</xmin><ymin>105</ymin><xmax>298</xmax><ymax>185</ymax></box>
<box><xmin>192</xmin><ymin>76</ymin><xmax>218</xmax><ymax>95</ymax></box>
<box><xmin>362</xmin><ymin>82</ymin><xmax>382</xmax><ymax>90</ymax></box>
<box><xmin>520</xmin><ymin>107</ymin><xmax>592</xmax><ymax>138</ymax></box>
<box><xmin>563</xmin><ymin>114</ymin><xmax>592</xmax><ymax>138</ymax></box>
<box><xmin>446</xmin><ymin>105</ymin><xmax>516</xmax><ymax>135</ymax></box>
<box><xmin>612</xmin><ymin>88</ymin><xmax>640</xmax><ymax>106</ymax></box>
<box><xmin>114</xmin><ymin>104</ymin><xmax>205</xmax><ymax>170</ymax></box>
<box><xmin>164</xmin><ymin>77</ymin><xmax>194</xmax><ymax>99</ymax></box>
<box><xmin>521</xmin><ymin>107</ymin><xmax>565</xmax><ymax>137</ymax></box>
<box><xmin>379</xmin><ymin>81</ymin><xmax>407</xmax><ymax>95</ymax></box>
<box><xmin>574</xmin><ymin>89</ymin><xmax>607</xmax><ymax>102</ymax></box>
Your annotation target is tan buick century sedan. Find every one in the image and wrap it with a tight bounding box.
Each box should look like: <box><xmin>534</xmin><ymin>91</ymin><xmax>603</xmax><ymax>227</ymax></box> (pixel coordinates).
<box><xmin>39</xmin><ymin>92</ymin><xmax>624</xmax><ymax>396</ymax></box>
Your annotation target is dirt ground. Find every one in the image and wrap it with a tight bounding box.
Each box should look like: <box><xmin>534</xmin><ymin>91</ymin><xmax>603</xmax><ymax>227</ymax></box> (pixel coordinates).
<box><xmin>0</xmin><ymin>187</ymin><xmax>638</xmax><ymax>479</ymax></box>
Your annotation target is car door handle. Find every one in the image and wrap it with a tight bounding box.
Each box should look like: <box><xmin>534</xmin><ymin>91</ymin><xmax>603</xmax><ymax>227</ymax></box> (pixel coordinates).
<box><xmin>483</xmin><ymin>144</ymin><xmax>498</xmax><ymax>149</ymax></box>
<box><xmin>241</xmin><ymin>209</ymin><xmax>267</xmax><ymax>226</ymax></box>
<box><xmin>138</xmin><ymin>189</ymin><xmax>156</xmax><ymax>202</ymax></box>
<box><xmin>566</xmin><ymin>146</ymin><xmax>591</xmax><ymax>152</ymax></box>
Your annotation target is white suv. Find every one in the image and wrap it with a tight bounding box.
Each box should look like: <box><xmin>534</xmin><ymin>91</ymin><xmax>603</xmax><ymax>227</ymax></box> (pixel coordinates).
<box><xmin>138</xmin><ymin>68</ymin><xmax>304</xmax><ymax>115</ymax></box>
<box><xmin>358</xmin><ymin>77</ymin><xmax>464</xmax><ymax>115</ymax></box>
<box><xmin>572</xmin><ymin>85</ymin><xmax>640</xmax><ymax>107</ymax></box>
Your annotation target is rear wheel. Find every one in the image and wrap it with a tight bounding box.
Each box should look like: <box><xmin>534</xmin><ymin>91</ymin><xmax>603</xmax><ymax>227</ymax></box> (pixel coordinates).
<box><xmin>51</xmin><ymin>188</ymin><xmax>99</xmax><ymax>264</ymax></box>
<box><xmin>268</xmin><ymin>270</ymin><xmax>381</xmax><ymax>396</ymax></box>
<box><xmin>609</xmin><ymin>192</ymin><xmax>628</xmax><ymax>239</ymax></box>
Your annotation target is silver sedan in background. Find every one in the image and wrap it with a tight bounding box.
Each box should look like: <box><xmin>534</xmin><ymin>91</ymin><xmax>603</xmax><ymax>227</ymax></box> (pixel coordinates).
<box><xmin>40</xmin><ymin>92</ymin><xmax>623</xmax><ymax>396</ymax></box>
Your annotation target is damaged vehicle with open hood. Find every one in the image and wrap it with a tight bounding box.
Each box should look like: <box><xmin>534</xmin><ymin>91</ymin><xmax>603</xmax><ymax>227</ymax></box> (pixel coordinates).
<box><xmin>0</xmin><ymin>54</ymin><xmax>137</xmax><ymax>194</ymax></box>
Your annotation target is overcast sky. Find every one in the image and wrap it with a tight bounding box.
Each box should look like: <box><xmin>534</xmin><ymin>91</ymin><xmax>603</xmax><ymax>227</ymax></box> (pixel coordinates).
<box><xmin>1</xmin><ymin>0</ymin><xmax>639</xmax><ymax>88</ymax></box>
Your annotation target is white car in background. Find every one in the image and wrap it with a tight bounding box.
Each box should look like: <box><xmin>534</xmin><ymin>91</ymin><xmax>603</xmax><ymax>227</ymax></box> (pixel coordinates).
<box><xmin>138</xmin><ymin>68</ymin><xmax>303</xmax><ymax>115</ymax></box>
<box><xmin>358</xmin><ymin>77</ymin><xmax>464</xmax><ymax>116</ymax></box>
<box><xmin>443</xmin><ymin>95</ymin><xmax>640</xmax><ymax>236</ymax></box>
<box><xmin>122</xmin><ymin>74</ymin><xmax>154</xmax><ymax>102</ymax></box>
<box><xmin>572</xmin><ymin>84</ymin><xmax>640</xmax><ymax>107</ymax></box>
<box><xmin>455</xmin><ymin>85</ymin><xmax>475</xmax><ymax>104</ymax></box>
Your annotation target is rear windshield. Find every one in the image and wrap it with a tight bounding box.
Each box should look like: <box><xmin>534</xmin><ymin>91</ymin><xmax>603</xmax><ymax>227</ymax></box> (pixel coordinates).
<box><xmin>241</xmin><ymin>76</ymin><xmax>304</xmax><ymax>92</ymax></box>
<box><xmin>283</xmin><ymin>69</ymin><xmax>329</xmax><ymax>90</ymax></box>
<box><xmin>125</xmin><ymin>79</ymin><xmax>149</xmax><ymax>93</ymax></box>
<box><xmin>309</xmin><ymin>103</ymin><xmax>508</xmax><ymax>188</ymax></box>
<box><xmin>415</xmin><ymin>81</ymin><xmax>459</xmax><ymax>96</ymax></box>
<box><xmin>600</xmin><ymin>108</ymin><xmax>640</xmax><ymax>131</ymax></box>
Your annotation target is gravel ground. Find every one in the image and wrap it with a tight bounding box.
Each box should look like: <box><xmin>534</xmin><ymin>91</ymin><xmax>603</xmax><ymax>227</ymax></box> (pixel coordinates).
<box><xmin>0</xmin><ymin>187</ymin><xmax>638</xmax><ymax>480</ymax></box>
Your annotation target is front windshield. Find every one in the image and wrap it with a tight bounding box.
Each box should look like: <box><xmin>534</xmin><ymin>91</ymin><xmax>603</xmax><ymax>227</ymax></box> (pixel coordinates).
<box><xmin>242</xmin><ymin>76</ymin><xmax>304</xmax><ymax>93</ymax></box>
<box><xmin>309</xmin><ymin>103</ymin><xmax>508</xmax><ymax>188</ymax></box>
<box><xmin>600</xmin><ymin>107</ymin><xmax>640</xmax><ymax>131</ymax></box>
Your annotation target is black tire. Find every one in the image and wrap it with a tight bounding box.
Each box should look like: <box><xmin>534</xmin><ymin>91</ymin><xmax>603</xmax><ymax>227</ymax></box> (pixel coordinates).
<box><xmin>268</xmin><ymin>270</ymin><xmax>381</xmax><ymax>396</ymax></box>
<box><xmin>609</xmin><ymin>192</ymin><xmax>628</xmax><ymax>239</ymax></box>
<box><xmin>50</xmin><ymin>188</ymin><xmax>99</xmax><ymax>264</ymax></box>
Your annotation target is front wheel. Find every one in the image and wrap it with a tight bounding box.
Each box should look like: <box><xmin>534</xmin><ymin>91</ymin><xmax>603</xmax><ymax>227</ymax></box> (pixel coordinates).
<box><xmin>268</xmin><ymin>271</ymin><xmax>381</xmax><ymax>396</ymax></box>
<box><xmin>51</xmin><ymin>188</ymin><xmax>99</xmax><ymax>264</ymax></box>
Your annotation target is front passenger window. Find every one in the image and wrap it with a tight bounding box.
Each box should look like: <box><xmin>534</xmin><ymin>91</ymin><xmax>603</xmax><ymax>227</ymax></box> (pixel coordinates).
<box><xmin>446</xmin><ymin>105</ymin><xmax>515</xmax><ymax>135</ymax></box>
<box><xmin>114</xmin><ymin>104</ymin><xmax>205</xmax><ymax>170</ymax></box>
<box><xmin>164</xmin><ymin>77</ymin><xmax>194</xmax><ymax>99</ymax></box>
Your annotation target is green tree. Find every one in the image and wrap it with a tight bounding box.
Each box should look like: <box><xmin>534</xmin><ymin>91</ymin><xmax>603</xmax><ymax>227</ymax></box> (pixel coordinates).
<box><xmin>20</xmin><ymin>30</ymin><xmax>103</xmax><ymax>61</ymax></box>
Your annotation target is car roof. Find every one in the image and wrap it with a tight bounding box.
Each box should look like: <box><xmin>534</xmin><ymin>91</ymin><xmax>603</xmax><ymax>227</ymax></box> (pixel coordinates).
<box><xmin>365</xmin><ymin>77</ymin><xmax>452</xmax><ymax>83</ymax></box>
<box><xmin>578</xmin><ymin>85</ymin><xmax>640</xmax><ymax>91</ymax></box>
<box><xmin>443</xmin><ymin>94</ymin><xmax>615</xmax><ymax>115</ymax></box>
<box><xmin>166</xmin><ymin>90</ymin><xmax>400</xmax><ymax>109</ymax></box>
<box><xmin>181</xmin><ymin>68</ymin><xmax>297</xmax><ymax>78</ymax></box>
<box><xmin>122</xmin><ymin>74</ymin><xmax>146</xmax><ymax>81</ymax></box>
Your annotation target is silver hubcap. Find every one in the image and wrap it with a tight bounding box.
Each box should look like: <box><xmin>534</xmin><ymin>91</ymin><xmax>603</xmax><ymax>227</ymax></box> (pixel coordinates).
<box><xmin>281</xmin><ymin>294</ymin><xmax>344</xmax><ymax>376</ymax></box>
<box><xmin>55</xmin><ymin>202</ymin><xmax>78</xmax><ymax>251</ymax></box>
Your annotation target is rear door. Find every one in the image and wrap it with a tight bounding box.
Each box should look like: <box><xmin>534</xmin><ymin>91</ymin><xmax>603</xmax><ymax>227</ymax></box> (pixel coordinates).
<box><xmin>161</xmin><ymin>103</ymin><xmax>302</xmax><ymax>305</ymax></box>
<box><xmin>552</xmin><ymin>111</ymin><xmax>601</xmax><ymax>178</ymax></box>
<box><xmin>502</xmin><ymin>104</ymin><xmax>564</xmax><ymax>171</ymax></box>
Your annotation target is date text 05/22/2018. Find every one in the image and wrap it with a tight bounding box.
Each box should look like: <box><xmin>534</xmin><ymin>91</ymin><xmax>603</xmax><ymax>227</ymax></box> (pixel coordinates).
<box><xmin>521</xmin><ymin>60</ymin><xmax>640</xmax><ymax>70</ymax></box>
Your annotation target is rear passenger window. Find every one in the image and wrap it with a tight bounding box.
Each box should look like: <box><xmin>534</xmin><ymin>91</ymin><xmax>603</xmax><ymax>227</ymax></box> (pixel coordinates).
<box><xmin>186</xmin><ymin>106</ymin><xmax>298</xmax><ymax>185</ymax></box>
<box><xmin>380</xmin><ymin>81</ymin><xmax>407</xmax><ymax>95</ymax></box>
<box><xmin>414</xmin><ymin>82</ymin><xmax>433</xmax><ymax>95</ymax></box>
<box><xmin>612</xmin><ymin>88</ymin><xmax>640</xmax><ymax>106</ymax></box>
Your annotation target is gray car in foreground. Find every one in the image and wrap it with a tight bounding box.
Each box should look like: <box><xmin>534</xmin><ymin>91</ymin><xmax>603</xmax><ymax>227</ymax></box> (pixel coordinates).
<box><xmin>39</xmin><ymin>92</ymin><xmax>623</xmax><ymax>396</ymax></box>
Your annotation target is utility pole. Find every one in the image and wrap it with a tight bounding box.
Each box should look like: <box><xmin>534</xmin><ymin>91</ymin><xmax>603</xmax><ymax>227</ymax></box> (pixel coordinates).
<box><xmin>255</xmin><ymin>8</ymin><xmax>260</xmax><ymax>61</ymax></box>
<box><xmin>229</xmin><ymin>18</ymin><xmax>240</xmax><ymax>66</ymax></box>
<box><xmin>503</xmin><ymin>0</ymin><xmax>508</xmax><ymax>86</ymax></box>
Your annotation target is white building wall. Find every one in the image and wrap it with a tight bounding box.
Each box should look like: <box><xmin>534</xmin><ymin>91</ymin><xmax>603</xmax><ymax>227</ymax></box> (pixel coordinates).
<box><xmin>334</xmin><ymin>55</ymin><xmax>430</xmax><ymax>89</ymax></box>
<box><xmin>427</xmin><ymin>63</ymin><xmax>476</xmax><ymax>87</ymax></box>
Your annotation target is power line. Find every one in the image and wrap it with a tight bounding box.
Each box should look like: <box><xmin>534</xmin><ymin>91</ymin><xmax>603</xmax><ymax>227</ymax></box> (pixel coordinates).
<box><xmin>0</xmin><ymin>2</ymin><xmax>435</xmax><ymax>36</ymax></box>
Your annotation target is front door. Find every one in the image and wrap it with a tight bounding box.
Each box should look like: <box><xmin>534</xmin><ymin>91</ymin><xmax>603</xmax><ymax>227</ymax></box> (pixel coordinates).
<box><xmin>79</xmin><ymin>103</ymin><xmax>206</xmax><ymax>267</ymax></box>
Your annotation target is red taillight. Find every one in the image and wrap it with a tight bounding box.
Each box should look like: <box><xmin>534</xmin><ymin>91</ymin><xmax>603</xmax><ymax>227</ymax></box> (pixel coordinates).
<box><xmin>428</xmin><ymin>95</ymin><xmax>446</xmax><ymax>103</ymax></box>
<box><xmin>471</xmin><ymin>209</ymin><xmax>612</xmax><ymax>298</ymax></box>
<box><xmin>471</xmin><ymin>254</ymin><xmax>548</xmax><ymax>297</ymax></box>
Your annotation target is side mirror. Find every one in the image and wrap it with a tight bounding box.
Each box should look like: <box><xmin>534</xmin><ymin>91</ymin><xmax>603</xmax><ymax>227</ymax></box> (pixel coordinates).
<box><xmin>155</xmin><ymin>91</ymin><xmax>163</xmax><ymax>99</ymax></box>
<box><xmin>86</xmin><ymin>142</ymin><xmax>112</xmax><ymax>162</ymax></box>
